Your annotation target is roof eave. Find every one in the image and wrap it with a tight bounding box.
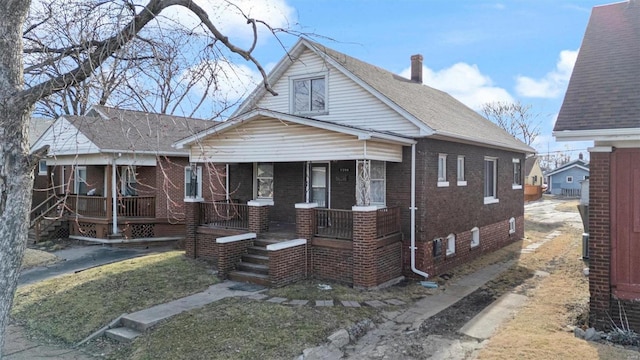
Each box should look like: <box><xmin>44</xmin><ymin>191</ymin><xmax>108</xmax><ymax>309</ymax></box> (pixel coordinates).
<box><xmin>554</xmin><ymin>128</ymin><xmax>640</xmax><ymax>142</ymax></box>
<box><xmin>429</xmin><ymin>131</ymin><xmax>535</xmax><ymax>154</ymax></box>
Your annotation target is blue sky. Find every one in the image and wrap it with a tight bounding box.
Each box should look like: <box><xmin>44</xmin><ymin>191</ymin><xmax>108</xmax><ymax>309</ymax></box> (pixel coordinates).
<box><xmin>179</xmin><ymin>0</ymin><xmax>615</xmax><ymax>158</ymax></box>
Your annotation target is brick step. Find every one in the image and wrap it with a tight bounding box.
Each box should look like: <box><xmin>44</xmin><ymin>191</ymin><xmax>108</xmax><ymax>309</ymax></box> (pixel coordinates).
<box><xmin>247</xmin><ymin>246</ymin><xmax>268</xmax><ymax>257</ymax></box>
<box><xmin>237</xmin><ymin>262</ymin><xmax>268</xmax><ymax>275</ymax></box>
<box><xmin>228</xmin><ymin>270</ymin><xmax>270</xmax><ymax>286</ymax></box>
<box><xmin>242</xmin><ymin>253</ymin><xmax>269</xmax><ymax>265</ymax></box>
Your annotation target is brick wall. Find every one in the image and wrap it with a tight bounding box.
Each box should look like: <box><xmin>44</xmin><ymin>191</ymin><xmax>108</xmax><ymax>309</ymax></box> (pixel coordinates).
<box><xmin>217</xmin><ymin>239</ymin><xmax>253</xmax><ymax>279</ymax></box>
<box><xmin>134</xmin><ymin>166</ymin><xmax>156</xmax><ymax>197</ymax></box>
<box><xmin>248</xmin><ymin>205</ymin><xmax>270</xmax><ymax>233</ymax></box>
<box><xmin>311</xmin><ymin>239</ymin><xmax>354</xmax><ymax>284</ymax></box>
<box><xmin>376</xmin><ymin>239</ymin><xmax>402</xmax><ymax>284</ymax></box>
<box><xmin>352</xmin><ymin>208</ymin><xmax>378</xmax><ymax>288</ymax></box>
<box><xmin>588</xmin><ymin>151</ymin><xmax>612</xmax><ymax>329</ymax></box>
<box><xmin>194</xmin><ymin>233</ymin><xmax>218</xmax><ymax>263</ymax></box>
<box><xmin>269</xmin><ymin>243</ymin><xmax>307</xmax><ymax>287</ymax></box>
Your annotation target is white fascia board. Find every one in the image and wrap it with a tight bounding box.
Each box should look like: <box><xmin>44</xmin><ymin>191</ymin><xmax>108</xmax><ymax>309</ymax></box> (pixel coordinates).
<box><xmin>100</xmin><ymin>149</ymin><xmax>188</xmax><ymax>157</ymax></box>
<box><xmin>554</xmin><ymin>128</ymin><xmax>640</xmax><ymax>142</ymax></box>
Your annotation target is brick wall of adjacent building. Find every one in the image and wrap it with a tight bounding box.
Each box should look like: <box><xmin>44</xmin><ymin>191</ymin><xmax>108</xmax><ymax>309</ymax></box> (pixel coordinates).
<box><xmin>269</xmin><ymin>243</ymin><xmax>307</xmax><ymax>287</ymax></box>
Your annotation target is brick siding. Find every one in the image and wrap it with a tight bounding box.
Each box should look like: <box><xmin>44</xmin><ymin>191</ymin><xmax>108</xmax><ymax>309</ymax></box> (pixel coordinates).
<box><xmin>269</xmin><ymin>243</ymin><xmax>307</xmax><ymax>287</ymax></box>
<box><xmin>311</xmin><ymin>239</ymin><xmax>354</xmax><ymax>284</ymax></box>
<box><xmin>217</xmin><ymin>238</ymin><xmax>253</xmax><ymax>279</ymax></box>
<box><xmin>376</xmin><ymin>238</ymin><xmax>403</xmax><ymax>284</ymax></box>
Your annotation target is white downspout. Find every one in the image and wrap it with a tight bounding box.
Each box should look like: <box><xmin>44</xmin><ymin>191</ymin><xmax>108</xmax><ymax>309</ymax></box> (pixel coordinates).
<box><xmin>225</xmin><ymin>164</ymin><xmax>230</xmax><ymax>202</ymax></box>
<box><xmin>411</xmin><ymin>143</ymin><xmax>429</xmax><ymax>279</ymax></box>
<box><xmin>112</xmin><ymin>157</ymin><xmax>119</xmax><ymax>235</ymax></box>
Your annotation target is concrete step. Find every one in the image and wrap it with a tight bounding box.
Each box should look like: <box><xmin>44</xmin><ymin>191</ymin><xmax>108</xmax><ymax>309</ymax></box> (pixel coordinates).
<box><xmin>237</xmin><ymin>262</ymin><xmax>269</xmax><ymax>275</ymax></box>
<box><xmin>253</xmin><ymin>239</ymin><xmax>280</xmax><ymax>247</ymax></box>
<box><xmin>229</xmin><ymin>270</ymin><xmax>270</xmax><ymax>286</ymax></box>
<box><xmin>104</xmin><ymin>327</ymin><xmax>141</xmax><ymax>343</ymax></box>
<box><xmin>242</xmin><ymin>253</ymin><xmax>269</xmax><ymax>265</ymax></box>
<box><xmin>247</xmin><ymin>246</ymin><xmax>268</xmax><ymax>257</ymax></box>
<box><xmin>120</xmin><ymin>315</ymin><xmax>154</xmax><ymax>332</ymax></box>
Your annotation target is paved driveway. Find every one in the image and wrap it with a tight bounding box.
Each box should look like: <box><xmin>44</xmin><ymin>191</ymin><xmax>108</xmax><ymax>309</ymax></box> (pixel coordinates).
<box><xmin>524</xmin><ymin>198</ymin><xmax>583</xmax><ymax>229</ymax></box>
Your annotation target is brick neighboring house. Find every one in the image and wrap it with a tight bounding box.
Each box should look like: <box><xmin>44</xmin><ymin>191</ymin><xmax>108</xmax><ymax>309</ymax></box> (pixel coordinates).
<box><xmin>31</xmin><ymin>105</ymin><xmax>219</xmax><ymax>244</ymax></box>
<box><xmin>176</xmin><ymin>39</ymin><xmax>534</xmax><ymax>288</ymax></box>
<box><xmin>554</xmin><ymin>1</ymin><xmax>640</xmax><ymax>331</ymax></box>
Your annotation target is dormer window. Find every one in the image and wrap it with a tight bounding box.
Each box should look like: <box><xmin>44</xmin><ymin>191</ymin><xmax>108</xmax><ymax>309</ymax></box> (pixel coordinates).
<box><xmin>292</xmin><ymin>75</ymin><xmax>326</xmax><ymax>114</ymax></box>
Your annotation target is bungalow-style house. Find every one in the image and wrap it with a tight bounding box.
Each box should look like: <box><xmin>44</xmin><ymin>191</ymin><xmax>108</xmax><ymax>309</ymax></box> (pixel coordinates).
<box><xmin>524</xmin><ymin>155</ymin><xmax>544</xmax><ymax>202</ymax></box>
<box><xmin>30</xmin><ymin>118</ymin><xmax>53</xmax><ymax>210</ymax></box>
<box><xmin>175</xmin><ymin>38</ymin><xmax>534</xmax><ymax>288</ymax></box>
<box><xmin>31</xmin><ymin>105</ymin><xmax>218</xmax><ymax>244</ymax></box>
<box><xmin>554</xmin><ymin>0</ymin><xmax>640</xmax><ymax>331</ymax></box>
<box><xmin>544</xmin><ymin>155</ymin><xmax>589</xmax><ymax>197</ymax></box>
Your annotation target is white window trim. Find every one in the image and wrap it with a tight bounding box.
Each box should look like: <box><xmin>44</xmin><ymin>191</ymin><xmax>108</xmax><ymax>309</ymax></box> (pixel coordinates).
<box><xmin>184</xmin><ymin>165</ymin><xmax>203</xmax><ymax>199</ymax></box>
<box><xmin>446</xmin><ymin>233</ymin><xmax>456</xmax><ymax>256</ymax></box>
<box><xmin>566</xmin><ymin>176</ymin><xmax>574</xmax><ymax>183</ymax></box>
<box><xmin>470</xmin><ymin>227</ymin><xmax>480</xmax><ymax>248</ymax></box>
<box><xmin>74</xmin><ymin>166</ymin><xmax>87</xmax><ymax>194</ymax></box>
<box><xmin>457</xmin><ymin>155</ymin><xmax>466</xmax><ymax>186</ymax></box>
<box><xmin>512</xmin><ymin>158</ymin><xmax>522</xmax><ymax>189</ymax></box>
<box><xmin>509</xmin><ymin>217</ymin><xmax>516</xmax><ymax>234</ymax></box>
<box><xmin>254</xmin><ymin>162</ymin><xmax>274</xmax><ymax>200</ymax></box>
<box><xmin>484</xmin><ymin>157</ymin><xmax>499</xmax><ymax>204</ymax></box>
<box><xmin>437</xmin><ymin>153</ymin><xmax>449</xmax><ymax>187</ymax></box>
<box><xmin>290</xmin><ymin>73</ymin><xmax>329</xmax><ymax>115</ymax></box>
<box><xmin>38</xmin><ymin>160</ymin><xmax>47</xmax><ymax>176</ymax></box>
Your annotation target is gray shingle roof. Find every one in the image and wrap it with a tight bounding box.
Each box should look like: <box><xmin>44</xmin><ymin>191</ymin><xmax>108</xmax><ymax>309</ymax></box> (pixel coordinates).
<box><xmin>30</xmin><ymin>118</ymin><xmax>53</xmax><ymax>146</ymax></box>
<box><xmin>555</xmin><ymin>1</ymin><xmax>640</xmax><ymax>132</ymax></box>
<box><xmin>304</xmin><ymin>41</ymin><xmax>534</xmax><ymax>153</ymax></box>
<box><xmin>67</xmin><ymin>105</ymin><xmax>216</xmax><ymax>154</ymax></box>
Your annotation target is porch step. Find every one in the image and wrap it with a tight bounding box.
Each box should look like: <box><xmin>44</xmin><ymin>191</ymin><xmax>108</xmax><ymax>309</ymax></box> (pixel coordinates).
<box><xmin>254</xmin><ymin>239</ymin><xmax>280</xmax><ymax>247</ymax></box>
<box><xmin>242</xmin><ymin>253</ymin><xmax>269</xmax><ymax>265</ymax></box>
<box><xmin>104</xmin><ymin>327</ymin><xmax>141</xmax><ymax>343</ymax></box>
<box><xmin>228</xmin><ymin>271</ymin><xmax>270</xmax><ymax>286</ymax></box>
<box><xmin>237</xmin><ymin>262</ymin><xmax>269</xmax><ymax>275</ymax></box>
<box><xmin>247</xmin><ymin>246</ymin><xmax>268</xmax><ymax>257</ymax></box>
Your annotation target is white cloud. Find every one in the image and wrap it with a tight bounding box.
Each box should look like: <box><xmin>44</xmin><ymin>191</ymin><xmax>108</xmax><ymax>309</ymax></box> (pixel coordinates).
<box><xmin>515</xmin><ymin>49</ymin><xmax>578</xmax><ymax>98</ymax></box>
<box><xmin>400</xmin><ymin>62</ymin><xmax>513</xmax><ymax>110</ymax></box>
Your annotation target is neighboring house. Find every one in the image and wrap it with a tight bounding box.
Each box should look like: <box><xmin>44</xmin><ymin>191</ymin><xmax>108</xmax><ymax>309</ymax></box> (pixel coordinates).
<box><xmin>175</xmin><ymin>39</ymin><xmax>534</xmax><ymax>288</ymax></box>
<box><xmin>30</xmin><ymin>118</ymin><xmax>54</xmax><ymax>210</ymax></box>
<box><xmin>31</xmin><ymin>105</ymin><xmax>217</xmax><ymax>243</ymax></box>
<box><xmin>544</xmin><ymin>155</ymin><xmax>589</xmax><ymax>197</ymax></box>
<box><xmin>523</xmin><ymin>156</ymin><xmax>544</xmax><ymax>202</ymax></box>
<box><xmin>554</xmin><ymin>1</ymin><xmax>640</xmax><ymax>331</ymax></box>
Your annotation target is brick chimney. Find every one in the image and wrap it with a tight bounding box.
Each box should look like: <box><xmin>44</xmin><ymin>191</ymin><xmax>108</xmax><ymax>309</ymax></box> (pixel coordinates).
<box><xmin>579</xmin><ymin>152</ymin><xmax>584</xmax><ymax>160</ymax></box>
<box><xmin>411</xmin><ymin>54</ymin><xmax>423</xmax><ymax>83</ymax></box>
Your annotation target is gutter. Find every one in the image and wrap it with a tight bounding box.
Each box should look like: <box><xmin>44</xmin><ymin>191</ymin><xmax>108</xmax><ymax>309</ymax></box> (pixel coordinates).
<box><xmin>410</xmin><ymin>143</ymin><xmax>429</xmax><ymax>279</ymax></box>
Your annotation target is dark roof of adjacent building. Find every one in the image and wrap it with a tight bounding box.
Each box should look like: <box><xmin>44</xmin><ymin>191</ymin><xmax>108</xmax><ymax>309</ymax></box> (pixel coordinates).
<box><xmin>555</xmin><ymin>1</ymin><xmax>640</xmax><ymax>132</ymax></box>
<box><xmin>67</xmin><ymin>105</ymin><xmax>216</xmax><ymax>154</ymax></box>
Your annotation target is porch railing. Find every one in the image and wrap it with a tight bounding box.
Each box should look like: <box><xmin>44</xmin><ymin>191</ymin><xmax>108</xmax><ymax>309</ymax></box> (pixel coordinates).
<box><xmin>117</xmin><ymin>196</ymin><xmax>155</xmax><ymax>218</ymax></box>
<box><xmin>67</xmin><ymin>195</ymin><xmax>107</xmax><ymax>217</ymax></box>
<box><xmin>199</xmin><ymin>201</ymin><xmax>249</xmax><ymax>230</ymax></box>
<box><xmin>315</xmin><ymin>208</ymin><xmax>353</xmax><ymax>240</ymax></box>
<box><xmin>376</xmin><ymin>206</ymin><xmax>401</xmax><ymax>238</ymax></box>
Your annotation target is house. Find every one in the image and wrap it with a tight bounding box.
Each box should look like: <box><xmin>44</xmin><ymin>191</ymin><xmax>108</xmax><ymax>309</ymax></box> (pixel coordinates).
<box><xmin>544</xmin><ymin>155</ymin><xmax>589</xmax><ymax>197</ymax></box>
<box><xmin>31</xmin><ymin>105</ymin><xmax>217</xmax><ymax>244</ymax></box>
<box><xmin>524</xmin><ymin>155</ymin><xmax>544</xmax><ymax>201</ymax></box>
<box><xmin>30</xmin><ymin>118</ymin><xmax>54</xmax><ymax>210</ymax></box>
<box><xmin>554</xmin><ymin>0</ymin><xmax>640</xmax><ymax>331</ymax></box>
<box><xmin>176</xmin><ymin>39</ymin><xmax>534</xmax><ymax>288</ymax></box>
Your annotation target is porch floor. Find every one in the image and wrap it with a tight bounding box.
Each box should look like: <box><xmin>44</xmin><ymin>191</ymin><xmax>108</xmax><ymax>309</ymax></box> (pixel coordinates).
<box><xmin>260</xmin><ymin>222</ymin><xmax>297</xmax><ymax>241</ymax></box>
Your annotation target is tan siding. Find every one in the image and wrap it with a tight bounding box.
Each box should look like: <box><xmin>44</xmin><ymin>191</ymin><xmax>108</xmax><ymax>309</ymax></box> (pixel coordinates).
<box><xmin>189</xmin><ymin>117</ymin><xmax>403</xmax><ymax>163</ymax></box>
<box><xmin>257</xmin><ymin>50</ymin><xmax>421</xmax><ymax>136</ymax></box>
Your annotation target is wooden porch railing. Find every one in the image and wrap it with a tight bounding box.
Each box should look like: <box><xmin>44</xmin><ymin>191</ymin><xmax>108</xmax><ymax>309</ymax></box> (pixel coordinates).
<box><xmin>376</xmin><ymin>206</ymin><xmax>401</xmax><ymax>238</ymax></box>
<box><xmin>315</xmin><ymin>208</ymin><xmax>353</xmax><ymax>240</ymax></box>
<box><xmin>67</xmin><ymin>195</ymin><xmax>107</xmax><ymax>217</ymax></box>
<box><xmin>66</xmin><ymin>195</ymin><xmax>155</xmax><ymax>218</ymax></box>
<box><xmin>117</xmin><ymin>196</ymin><xmax>155</xmax><ymax>218</ymax></box>
<box><xmin>199</xmin><ymin>201</ymin><xmax>249</xmax><ymax>230</ymax></box>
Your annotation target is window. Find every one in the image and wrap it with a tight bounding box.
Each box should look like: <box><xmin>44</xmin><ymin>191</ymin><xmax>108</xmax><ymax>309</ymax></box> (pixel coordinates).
<box><xmin>471</xmin><ymin>227</ymin><xmax>480</xmax><ymax>248</ymax></box>
<box><xmin>583</xmin><ymin>175</ymin><xmax>589</xmax><ymax>180</ymax></box>
<box><xmin>38</xmin><ymin>160</ymin><xmax>47</xmax><ymax>176</ymax></box>
<box><xmin>256</xmin><ymin>163</ymin><xmax>274</xmax><ymax>199</ymax></box>
<box><xmin>484</xmin><ymin>157</ymin><xmax>498</xmax><ymax>204</ymax></box>
<box><xmin>121</xmin><ymin>166</ymin><xmax>137</xmax><ymax>196</ymax></box>
<box><xmin>437</xmin><ymin>154</ymin><xmax>449</xmax><ymax>187</ymax></box>
<box><xmin>74</xmin><ymin>166</ymin><xmax>88</xmax><ymax>195</ymax></box>
<box><xmin>292</xmin><ymin>76</ymin><xmax>326</xmax><ymax>113</ymax></box>
<box><xmin>457</xmin><ymin>155</ymin><xmax>466</xmax><ymax>186</ymax></box>
<box><xmin>512</xmin><ymin>158</ymin><xmax>522</xmax><ymax>189</ymax></box>
<box><xmin>370</xmin><ymin>161</ymin><xmax>386</xmax><ymax>205</ymax></box>
<box><xmin>532</xmin><ymin>175</ymin><xmax>538</xmax><ymax>185</ymax></box>
<box><xmin>566</xmin><ymin>176</ymin><xmax>574</xmax><ymax>183</ymax></box>
<box><xmin>446</xmin><ymin>234</ymin><xmax>456</xmax><ymax>256</ymax></box>
<box><xmin>184</xmin><ymin>165</ymin><xmax>203</xmax><ymax>198</ymax></box>
<box><xmin>509</xmin><ymin>217</ymin><xmax>516</xmax><ymax>234</ymax></box>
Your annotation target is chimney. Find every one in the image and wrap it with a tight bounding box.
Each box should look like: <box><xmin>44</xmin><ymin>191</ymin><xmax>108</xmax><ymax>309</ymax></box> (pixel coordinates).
<box><xmin>579</xmin><ymin>152</ymin><xmax>583</xmax><ymax>160</ymax></box>
<box><xmin>411</xmin><ymin>54</ymin><xmax>423</xmax><ymax>83</ymax></box>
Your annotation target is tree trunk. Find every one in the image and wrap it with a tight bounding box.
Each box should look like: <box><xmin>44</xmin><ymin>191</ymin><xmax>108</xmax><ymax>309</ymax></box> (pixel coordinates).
<box><xmin>0</xmin><ymin>0</ymin><xmax>34</xmax><ymax>354</ymax></box>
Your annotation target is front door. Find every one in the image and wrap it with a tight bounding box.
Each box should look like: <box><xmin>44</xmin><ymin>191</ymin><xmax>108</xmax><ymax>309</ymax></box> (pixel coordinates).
<box><xmin>310</xmin><ymin>163</ymin><xmax>329</xmax><ymax>208</ymax></box>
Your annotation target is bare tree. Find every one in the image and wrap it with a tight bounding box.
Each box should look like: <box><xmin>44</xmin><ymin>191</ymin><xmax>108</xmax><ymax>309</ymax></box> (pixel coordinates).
<box><xmin>0</xmin><ymin>0</ymin><xmax>284</xmax><ymax>351</ymax></box>
<box><xmin>480</xmin><ymin>101</ymin><xmax>541</xmax><ymax>146</ymax></box>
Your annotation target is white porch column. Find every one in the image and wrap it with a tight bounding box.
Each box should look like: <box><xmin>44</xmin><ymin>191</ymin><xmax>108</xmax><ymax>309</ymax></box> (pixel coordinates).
<box><xmin>356</xmin><ymin>159</ymin><xmax>371</xmax><ymax>206</ymax></box>
<box><xmin>111</xmin><ymin>157</ymin><xmax>119</xmax><ymax>235</ymax></box>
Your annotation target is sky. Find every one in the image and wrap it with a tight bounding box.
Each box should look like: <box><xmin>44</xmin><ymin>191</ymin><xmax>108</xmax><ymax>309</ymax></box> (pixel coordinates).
<box><xmin>172</xmin><ymin>0</ymin><xmax>620</xmax><ymax>159</ymax></box>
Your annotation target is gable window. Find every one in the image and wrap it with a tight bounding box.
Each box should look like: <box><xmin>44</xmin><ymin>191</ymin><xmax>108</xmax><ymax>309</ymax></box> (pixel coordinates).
<box><xmin>74</xmin><ymin>166</ymin><xmax>88</xmax><ymax>195</ymax></box>
<box><xmin>512</xmin><ymin>158</ymin><xmax>522</xmax><ymax>189</ymax></box>
<box><xmin>256</xmin><ymin>163</ymin><xmax>274</xmax><ymax>199</ymax></box>
<box><xmin>38</xmin><ymin>160</ymin><xmax>47</xmax><ymax>176</ymax></box>
<box><xmin>509</xmin><ymin>217</ymin><xmax>516</xmax><ymax>234</ymax></box>
<box><xmin>471</xmin><ymin>227</ymin><xmax>480</xmax><ymax>248</ymax></box>
<box><xmin>457</xmin><ymin>155</ymin><xmax>466</xmax><ymax>186</ymax></box>
<box><xmin>584</xmin><ymin>175</ymin><xmax>589</xmax><ymax>180</ymax></box>
<box><xmin>437</xmin><ymin>154</ymin><xmax>449</xmax><ymax>187</ymax></box>
<box><xmin>446</xmin><ymin>234</ymin><xmax>456</xmax><ymax>256</ymax></box>
<box><xmin>484</xmin><ymin>157</ymin><xmax>499</xmax><ymax>204</ymax></box>
<box><xmin>370</xmin><ymin>161</ymin><xmax>386</xmax><ymax>205</ymax></box>
<box><xmin>185</xmin><ymin>165</ymin><xmax>202</xmax><ymax>198</ymax></box>
<box><xmin>292</xmin><ymin>76</ymin><xmax>326</xmax><ymax>113</ymax></box>
<box><xmin>121</xmin><ymin>166</ymin><xmax>137</xmax><ymax>196</ymax></box>
<box><xmin>566</xmin><ymin>176</ymin><xmax>574</xmax><ymax>183</ymax></box>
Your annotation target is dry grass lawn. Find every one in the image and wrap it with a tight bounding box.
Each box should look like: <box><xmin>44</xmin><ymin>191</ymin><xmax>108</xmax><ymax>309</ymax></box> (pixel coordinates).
<box><xmin>21</xmin><ymin>248</ymin><xmax>60</xmax><ymax>270</ymax></box>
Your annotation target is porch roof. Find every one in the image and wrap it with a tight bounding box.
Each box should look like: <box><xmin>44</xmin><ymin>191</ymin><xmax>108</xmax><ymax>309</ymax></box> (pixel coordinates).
<box><xmin>175</xmin><ymin>109</ymin><xmax>415</xmax><ymax>163</ymax></box>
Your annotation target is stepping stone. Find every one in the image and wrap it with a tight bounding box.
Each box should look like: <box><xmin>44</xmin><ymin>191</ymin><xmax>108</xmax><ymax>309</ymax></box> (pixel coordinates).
<box><xmin>316</xmin><ymin>300</ymin><xmax>334</xmax><ymax>307</ymax></box>
<box><xmin>246</xmin><ymin>293</ymin><xmax>268</xmax><ymax>300</ymax></box>
<box><xmin>385</xmin><ymin>299</ymin><xmax>406</xmax><ymax>306</ymax></box>
<box><xmin>287</xmin><ymin>299</ymin><xmax>309</xmax><ymax>306</ymax></box>
<box><xmin>266</xmin><ymin>297</ymin><xmax>287</xmax><ymax>304</ymax></box>
<box><xmin>341</xmin><ymin>300</ymin><xmax>361</xmax><ymax>308</ymax></box>
<box><xmin>364</xmin><ymin>300</ymin><xmax>386</xmax><ymax>308</ymax></box>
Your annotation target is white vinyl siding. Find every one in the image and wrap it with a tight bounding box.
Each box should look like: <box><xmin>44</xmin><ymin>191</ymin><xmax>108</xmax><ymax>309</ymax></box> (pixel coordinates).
<box><xmin>35</xmin><ymin>117</ymin><xmax>99</xmax><ymax>156</ymax></box>
<box><xmin>257</xmin><ymin>50</ymin><xmax>421</xmax><ymax>136</ymax></box>
<box><xmin>190</xmin><ymin>117</ymin><xmax>403</xmax><ymax>163</ymax></box>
